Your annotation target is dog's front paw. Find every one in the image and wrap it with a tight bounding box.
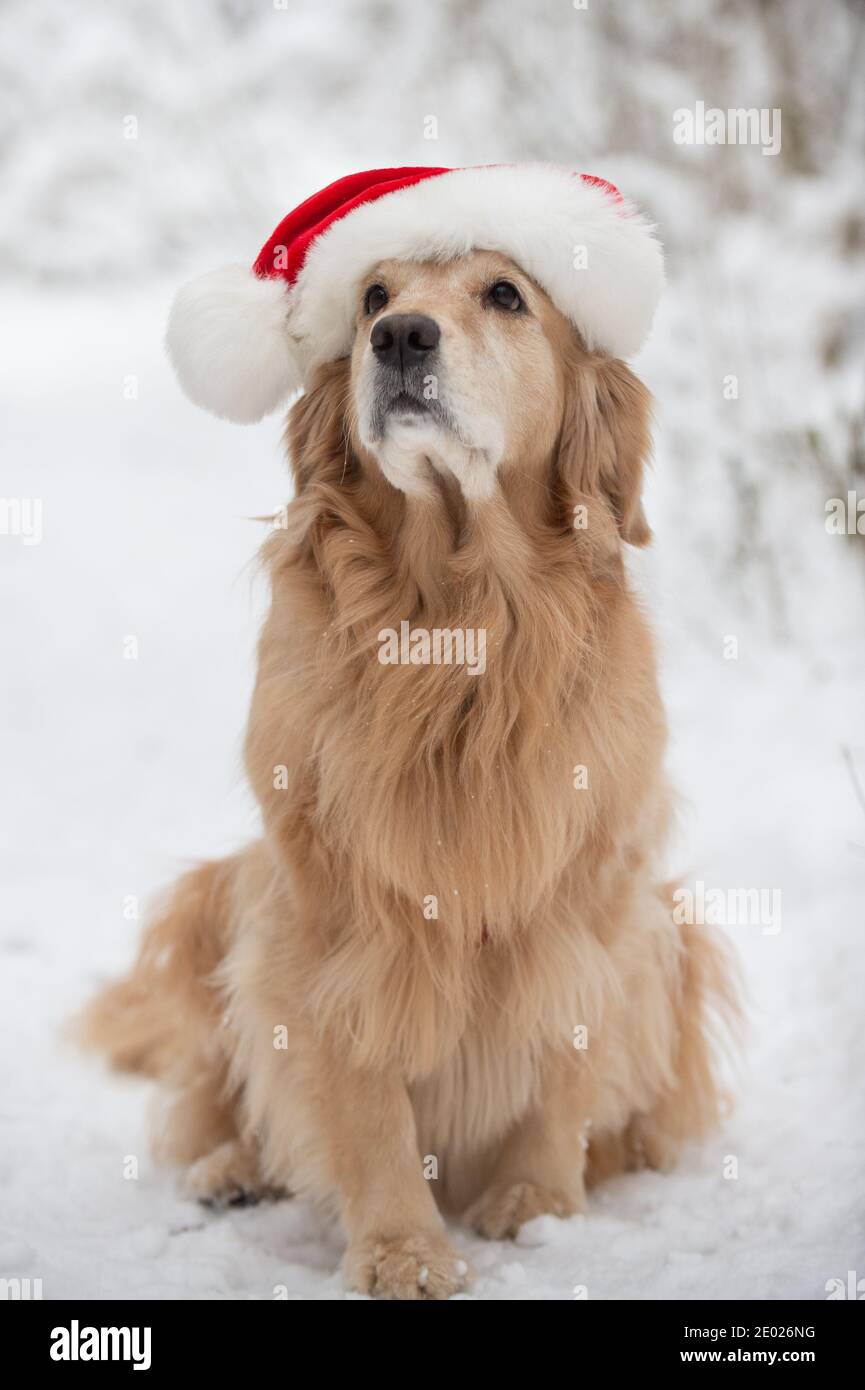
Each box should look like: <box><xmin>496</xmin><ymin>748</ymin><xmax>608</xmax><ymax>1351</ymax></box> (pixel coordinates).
<box><xmin>345</xmin><ymin>1231</ymin><xmax>472</xmax><ymax>1300</ymax></box>
<box><xmin>467</xmin><ymin>1180</ymin><xmax>576</xmax><ymax>1240</ymax></box>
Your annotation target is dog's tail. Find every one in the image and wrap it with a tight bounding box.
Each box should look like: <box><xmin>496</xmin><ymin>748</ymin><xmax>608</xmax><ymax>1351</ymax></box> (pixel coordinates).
<box><xmin>74</xmin><ymin>856</ymin><xmax>238</xmax><ymax>1081</ymax></box>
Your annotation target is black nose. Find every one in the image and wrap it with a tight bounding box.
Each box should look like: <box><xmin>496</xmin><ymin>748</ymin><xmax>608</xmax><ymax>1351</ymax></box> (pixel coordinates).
<box><xmin>370</xmin><ymin>313</ymin><xmax>440</xmax><ymax>370</ymax></box>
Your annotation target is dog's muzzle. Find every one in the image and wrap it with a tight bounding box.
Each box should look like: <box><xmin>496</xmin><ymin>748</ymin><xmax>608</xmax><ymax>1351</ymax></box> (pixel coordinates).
<box><xmin>366</xmin><ymin>312</ymin><xmax>457</xmax><ymax>441</ymax></box>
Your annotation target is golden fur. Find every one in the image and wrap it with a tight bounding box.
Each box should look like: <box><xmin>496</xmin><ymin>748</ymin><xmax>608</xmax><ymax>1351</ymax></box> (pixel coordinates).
<box><xmin>79</xmin><ymin>252</ymin><xmax>737</xmax><ymax>1299</ymax></box>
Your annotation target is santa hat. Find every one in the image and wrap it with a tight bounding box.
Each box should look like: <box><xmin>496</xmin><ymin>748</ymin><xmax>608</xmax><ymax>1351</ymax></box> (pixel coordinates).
<box><xmin>166</xmin><ymin>164</ymin><xmax>664</xmax><ymax>424</ymax></box>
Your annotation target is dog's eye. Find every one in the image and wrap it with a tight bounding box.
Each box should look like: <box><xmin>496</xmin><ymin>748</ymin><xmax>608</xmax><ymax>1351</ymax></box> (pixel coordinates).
<box><xmin>487</xmin><ymin>280</ymin><xmax>523</xmax><ymax>312</ymax></box>
<box><xmin>365</xmin><ymin>284</ymin><xmax>389</xmax><ymax>315</ymax></box>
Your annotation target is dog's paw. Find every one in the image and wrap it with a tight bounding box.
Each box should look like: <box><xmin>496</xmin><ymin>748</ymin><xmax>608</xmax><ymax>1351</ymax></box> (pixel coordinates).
<box><xmin>467</xmin><ymin>1180</ymin><xmax>576</xmax><ymax>1240</ymax></box>
<box><xmin>345</xmin><ymin>1231</ymin><xmax>472</xmax><ymax>1300</ymax></box>
<box><xmin>184</xmin><ymin>1140</ymin><xmax>280</xmax><ymax>1210</ymax></box>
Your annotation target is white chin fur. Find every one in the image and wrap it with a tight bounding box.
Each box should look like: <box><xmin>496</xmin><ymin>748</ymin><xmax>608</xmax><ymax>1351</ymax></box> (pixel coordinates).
<box><xmin>373</xmin><ymin>416</ymin><xmax>500</xmax><ymax>501</ymax></box>
<box><xmin>166</xmin><ymin>266</ymin><xmax>300</xmax><ymax>423</ymax></box>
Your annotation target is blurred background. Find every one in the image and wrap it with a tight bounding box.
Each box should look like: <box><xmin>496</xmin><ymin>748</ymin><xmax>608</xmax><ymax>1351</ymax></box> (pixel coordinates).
<box><xmin>1</xmin><ymin>0</ymin><xmax>863</xmax><ymax>1300</ymax></box>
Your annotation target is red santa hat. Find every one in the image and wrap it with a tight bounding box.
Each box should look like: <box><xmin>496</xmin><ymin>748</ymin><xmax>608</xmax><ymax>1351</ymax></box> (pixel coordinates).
<box><xmin>166</xmin><ymin>164</ymin><xmax>664</xmax><ymax>424</ymax></box>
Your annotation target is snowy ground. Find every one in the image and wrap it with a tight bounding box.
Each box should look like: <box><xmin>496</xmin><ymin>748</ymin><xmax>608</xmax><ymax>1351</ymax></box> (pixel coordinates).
<box><xmin>1</xmin><ymin>291</ymin><xmax>863</xmax><ymax>1300</ymax></box>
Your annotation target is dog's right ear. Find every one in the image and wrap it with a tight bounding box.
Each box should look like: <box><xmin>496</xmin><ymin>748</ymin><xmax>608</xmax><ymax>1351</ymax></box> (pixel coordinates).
<box><xmin>286</xmin><ymin>359</ymin><xmax>353</xmax><ymax>493</ymax></box>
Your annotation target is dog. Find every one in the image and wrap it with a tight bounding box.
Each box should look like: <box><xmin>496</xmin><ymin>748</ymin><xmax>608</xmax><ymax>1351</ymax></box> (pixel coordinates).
<box><xmin>80</xmin><ymin>168</ymin><xmax>736</xmax><ymax>1300</ymax></box>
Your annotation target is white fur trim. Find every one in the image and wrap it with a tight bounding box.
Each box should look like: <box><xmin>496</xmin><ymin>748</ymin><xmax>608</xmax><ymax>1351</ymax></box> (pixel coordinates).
<box><xmin>166</xmin><ymin>265</ymin><xmax>300</xmax><ymax>423</ymax></box>
<box><xmin>291</xmin><ymin>166</ymin><xmax>664</xmax><ymax>373</ymax></box>
<box><xmin>168</xmin><ymin>166</ymin><xmax>663</xmax><ymax>420</ymax></box>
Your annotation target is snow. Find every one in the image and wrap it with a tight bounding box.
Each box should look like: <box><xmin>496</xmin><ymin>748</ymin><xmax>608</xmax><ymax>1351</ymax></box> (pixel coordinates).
<box><xmin>1</xmin><ymin>0</ymin><xmax>863</xmax><ymax>1301</ymax></box>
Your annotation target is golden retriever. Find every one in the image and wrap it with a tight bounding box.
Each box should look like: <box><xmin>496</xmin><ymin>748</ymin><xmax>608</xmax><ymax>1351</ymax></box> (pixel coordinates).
<box><xmin>80</xmin><ymin>248</ymin><xmax>736</xmax><ymax>1300</ymax></box>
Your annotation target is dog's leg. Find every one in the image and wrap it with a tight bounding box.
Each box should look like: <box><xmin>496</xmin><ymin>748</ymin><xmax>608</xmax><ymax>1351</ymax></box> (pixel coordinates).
<box><xmin>466</xmin><ymin>1053</ymin><xmax>588</xmax><ymax>1240</ymax></box>
<box><xmin>323</xmin><ymin>1062</ymin><xmax>471</xmax><ymax>1299</ymax></box>
<box><xmin>240</xmin><ymin>1008</ymin><xmax>471</xmax><ymax>1298</ymax></box>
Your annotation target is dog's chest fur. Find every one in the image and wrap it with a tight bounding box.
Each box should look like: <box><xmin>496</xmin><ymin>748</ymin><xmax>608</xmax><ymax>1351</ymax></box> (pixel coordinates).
<box><xmin>238</xmin><ymin>481</ymin><xmax>668</xmax><ymax>1174</ymax></box>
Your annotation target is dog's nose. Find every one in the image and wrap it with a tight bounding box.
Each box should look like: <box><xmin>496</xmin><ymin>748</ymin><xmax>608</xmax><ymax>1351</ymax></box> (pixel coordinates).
<box><xmin>370</xmin><ymin>313</ymin><xmax>440</xmax><ymax>370</ymax></box>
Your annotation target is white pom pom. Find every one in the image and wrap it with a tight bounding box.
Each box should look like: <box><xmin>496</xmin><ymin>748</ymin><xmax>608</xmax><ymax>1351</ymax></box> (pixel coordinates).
<box><xmin>166</xmin><ymin>265</ymin><xmax>300</xmax><ymax>423</ymax></box>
